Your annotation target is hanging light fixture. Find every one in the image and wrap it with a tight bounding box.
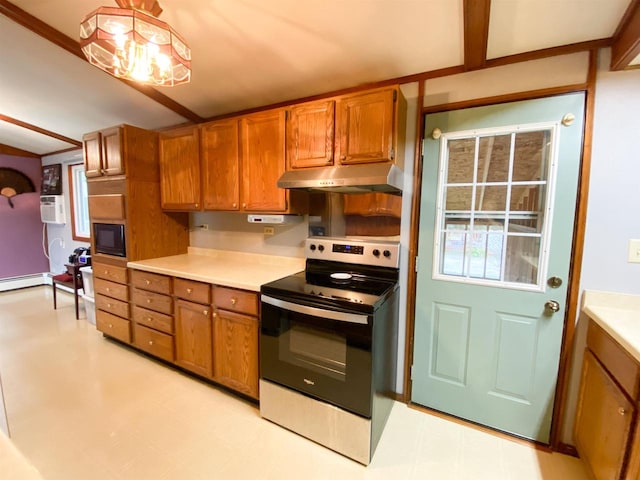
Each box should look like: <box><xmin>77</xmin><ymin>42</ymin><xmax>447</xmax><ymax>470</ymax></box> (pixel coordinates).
<box><xmin>79</xmin><ymin>0</ymin><xmax>191</xmax><ymax>87</ymax></box>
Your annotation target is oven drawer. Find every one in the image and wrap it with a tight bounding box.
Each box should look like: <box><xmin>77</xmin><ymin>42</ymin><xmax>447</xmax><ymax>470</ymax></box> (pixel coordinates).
<box><xmin>94</xmin><ymin>278</ymin><xmax>129</xmax><ymax>302</ymax></box>
<box><xmin>132</xmin><ymin>305</ymin><xmax>173</xmax><ymax>334</ymax></box>
<box><xmin>130</xmin><ymin>270</ymin><xmax>172</xmax><ymax>295</ymax></box>
<box><xmin>134</xmin><ymin>324</ymin><xmax>174</xmax><ymax>362</ymax></box>
<box><xmin>95</xmin><ymin>295</ymin><xmax>129</xmax><ymax>319</ymax></box>
<box><xmin>131</xmin><ymin>287</ymin><xmax>173</xmax><ymax>315</ymax></box>
<box><xmin>96</xmin><ymin>310</ymin><xmax>131</xmax><ymax>343</ymax></box>
<box><xmin>213</xmin><ymin>286</ymin><xmax>258</xmax><ymax>316</ymax></box>
<box><xmin>174</xmin><ymin>278</ymin><xmax>210</xmax><ymax>304</ymax></box>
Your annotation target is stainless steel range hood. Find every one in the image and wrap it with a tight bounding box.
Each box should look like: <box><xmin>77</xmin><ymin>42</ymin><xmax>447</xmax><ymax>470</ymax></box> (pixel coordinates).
<box><xmin>277</xmin><ymin>163</ymin><xmax>403</xmax><ymax>195</ymax></box>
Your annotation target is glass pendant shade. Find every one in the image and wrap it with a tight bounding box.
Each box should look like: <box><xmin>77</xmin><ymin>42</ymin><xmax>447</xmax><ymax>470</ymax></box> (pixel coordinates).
<box><xmin>80</xmin><ymin>0</ymin><xmax>190</xmax><ymax>87</ymax></box>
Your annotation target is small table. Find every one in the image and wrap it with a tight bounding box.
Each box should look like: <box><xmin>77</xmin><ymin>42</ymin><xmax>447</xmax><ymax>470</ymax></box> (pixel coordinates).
<box><xmin>52</xmin><ymin>263</ymin><xmax>84</xmax><ymax>320</ymax></box>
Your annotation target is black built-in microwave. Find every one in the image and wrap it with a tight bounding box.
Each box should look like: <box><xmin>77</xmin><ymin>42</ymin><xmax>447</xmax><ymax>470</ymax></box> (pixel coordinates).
<box><xmin>93</xmin><ymin>223</ymin><xmax>126</xmax><ymax>257</ymax></box>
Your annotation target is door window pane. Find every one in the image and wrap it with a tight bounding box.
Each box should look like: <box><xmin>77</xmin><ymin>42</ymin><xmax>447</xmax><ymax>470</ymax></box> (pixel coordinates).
<box><xmin>435</xmin><ymin>126</ymin><xmax>556</xmax><ymax>289</ymax></box>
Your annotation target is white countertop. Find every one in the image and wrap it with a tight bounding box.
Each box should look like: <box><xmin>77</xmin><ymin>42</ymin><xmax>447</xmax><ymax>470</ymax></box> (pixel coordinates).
<box><xmin>582</xmin><ymin>290</ymin><xmax>640</xmax><ymax>362</ymax></box>
<box><xmin>127</xmin><ymin>247</ymin><xmax>305</xmax><ymax>292</ymax></box>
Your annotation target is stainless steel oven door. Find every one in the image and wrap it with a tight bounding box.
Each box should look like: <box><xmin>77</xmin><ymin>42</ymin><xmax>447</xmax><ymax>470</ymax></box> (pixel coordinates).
<box><xmin>260</xmin><ymin>294</ymin><xmax>373</xmax><ymax>418</ymax></box>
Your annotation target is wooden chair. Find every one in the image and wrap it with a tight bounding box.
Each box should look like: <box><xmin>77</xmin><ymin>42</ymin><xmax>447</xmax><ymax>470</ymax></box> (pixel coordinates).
<box><xmin>52</xmin><ymin>264</ymin><xmax>83</xmax><ymax>320</ymax></box>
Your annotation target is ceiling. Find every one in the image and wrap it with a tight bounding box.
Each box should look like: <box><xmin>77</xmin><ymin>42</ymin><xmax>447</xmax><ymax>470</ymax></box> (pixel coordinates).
<box><xmin>0</xmin><ymin>0</ymin><xmax>638</xmax><ymax>157</ymax></box>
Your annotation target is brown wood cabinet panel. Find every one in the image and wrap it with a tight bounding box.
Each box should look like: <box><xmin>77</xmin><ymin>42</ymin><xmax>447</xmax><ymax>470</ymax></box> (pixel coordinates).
<box><xmin>626</xmin><ymin>421</ymin><xmax>640</xmax><ymax>480</ymax></box>
<box><xmin>159</xmin><ymin>126</ymin><xmax>202</xmax><ymax>210</ymax></box>
<box><xmin>174</xmin><ymin>299</ymin><xmax>213</xmax><ymax>378</ymax></box>
<box><xmin>213</xmin><ymin>286</ymin><xmax>258</xmax><ymax>316</ymax></box>
<box><xmin>287</xmin><ymin>100</ymin><xmax>335</xmax><ymax>169</ymax></box>
<box><xmin>213</xmin><ymin>309</ymin><xmax>259</xmax><ymax>399</ymax></box>
<box><xmin>174</xmin><ymin>278</ymin><xmax>210</xmax><ymax>304</ymax></box>
<box><xmin>343</xmin><ymin>193</ymin><xmax>402</xmax><ymax>217</ymax></box>
<box><xmin>240</xmin><ymin>110</ymin><xmax>288</xmax><ymax>212</ymax></box>
<box><xmin>587</xmin><ymin>321</ymin><xmax>640</xmax><ymax>400</ymax></box>
<box><xmin>95</xmin><ymin>295</ymin><xmax>129</xmax><ymax>319</ymax></box>
<box><xmin>88</xmin><ymin>194</ymin><xmax>126</xmax><ymax>220</ymax></box>
<box><xmin>201</xmin><ymin>119</ymin><xmax>240</xmax><ymax>210</ymax></box>
<box><xmin>133</xmin><ymin>324</ymin><xmax>174</xmax><ymax>362</ymax></box>
<box><xmin>131</xmin><ymin>288</ymin><xmax>173</xmax><ymax>315</ymax></box>
<box><xmin>575</xmin><ymin>349</ymin><xmax>634</xmax><ymax>480</ymax></box>
<box><xmin>93</xmin><ymin>262</ymin><xmax>128</xmax><ymax>284</ymax></box>
<box><xmin>130</xmin><ymin>270</ymin><xmax>172</xmax><ymax>295</ymax></box>
<box><xmin>132</xmin><ymin>305</ymin><xmax>174</xmax><ymax>335</ymax></box>
<box><xmin>94</xmin><ymin>278</ymin><xmax>129</xmax><ymax>302</ymax></box>
<box><xmin>83</xmin><ymin>131</ymin><xmax>103</xmax><ymax>178</ymax></box>
<box><xmin>336</xmin><ymin>88</ymin><xmax>396</xmax><ymax>165</ymax></box>
<box><xmin>96</xmin><ymin>310</ymin><xmax>131</xmax><ymax>343</ymax></box>
<box><xmin>101</xmin><ymin>126</ymin><xmax>125</xmax><ymax>176</ymax></box>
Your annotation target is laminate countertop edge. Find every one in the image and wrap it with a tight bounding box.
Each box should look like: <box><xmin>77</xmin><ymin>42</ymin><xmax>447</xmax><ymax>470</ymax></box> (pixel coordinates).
<box><xmin>127</xmin><ymin>250</ymin><xmax>306</xmax><ymax>292</ymax></box>
<box><xmin>582</xmin><ymin>290</ymin><xmax>640</xmax><ymax>363</ymax></box>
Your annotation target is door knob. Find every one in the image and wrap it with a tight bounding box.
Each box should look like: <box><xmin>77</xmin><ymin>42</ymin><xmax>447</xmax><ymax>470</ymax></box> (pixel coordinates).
<box><xmin>545</xmin><ymin>300</ymin><xmax>560</xmax><ymax>313</ymax></box>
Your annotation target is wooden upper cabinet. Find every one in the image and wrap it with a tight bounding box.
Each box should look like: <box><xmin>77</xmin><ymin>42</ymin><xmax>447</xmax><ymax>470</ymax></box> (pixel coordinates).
<box><xmin>101</xmin><ymin>127</ymin><xmax>124</xmax><ymax>176</ymax></box>
<box><xmin>83</xmin><ymin>127</ymin><xmax>124</xmax><ymax>178</ymax></box>
<box><xmin>287</xmin><ymin>100</ymin><xmax>335</xmax><ymax>169</ymax></box>
<box><xmin>240</xmin><ymin>109</ymin><xmax>287</xmax><ymax>212</ymax></box>
<box><xmin>159</xmin><ymin>126</ymin><xmax>202</xmax><ymax>210</ymax></box>
<box><xmin>336</xmin><ymin>88</ymin><xmax>398</xmax><ymax>165</ymax></box>
<box><xmin>201</xmin><ymin>119</ymin><xmax>240</xmax><ymax>210</ymax></box>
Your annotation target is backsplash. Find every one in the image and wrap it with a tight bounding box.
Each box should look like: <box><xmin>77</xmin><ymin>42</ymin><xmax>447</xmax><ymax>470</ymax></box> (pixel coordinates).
<box><xmin>189</xmin><ymin>211</ymin><xmax>308</xmax><ymax>258</ymax></box>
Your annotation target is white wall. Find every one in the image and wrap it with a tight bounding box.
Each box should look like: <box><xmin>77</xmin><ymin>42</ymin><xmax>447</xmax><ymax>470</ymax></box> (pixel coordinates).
<box><xmin>41</xmin><ymin>149</ymin><xmax>90</xmax><ymax>275</ymax></box>
<box><xmin>560</xmin><ymin>48</ymin><xmax>640</xmax><ymax>444</ymax></box>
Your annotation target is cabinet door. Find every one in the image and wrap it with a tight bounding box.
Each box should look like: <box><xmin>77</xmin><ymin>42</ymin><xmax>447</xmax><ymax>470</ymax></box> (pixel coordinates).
<box><xmin>240</xmin><ymin>110</ymin><xmax>287</xmax><ymax>212</ymax></box>
<box><xmin>335</xmin><ymin>89</ymin><xmax>395</xmax><ymax>165</ymax></box>
<box><xmin>575</xmin><ymin>350</ymin><xmax>634</xmax><ymax>480</ymax></box>
<box><xmin>101</xmin><ymin>127</ymin><xmax>125</xmax><ymax>176</ymax></box>
<box><xmin>287</xmin><ymin>100</ymin><xmax>335</xmax><ymax>169</ymax></box>
<box><xmin>175</xmin><ymin>299</ymin><xmax>213</xmax><ymax>378</ymax></box>
<box><xmin>343</xmin><ymin>193</ymin><xmax>402</xmax><ymax>217</ymax></box>
<box><xmin>201</xmin><ymin>119</ymin><xmax>240</xmax><ymax>210</ymax></box>
<box><xmin>159</xmin><ymin>126</ymin><xmax>202</xmax><ymax>210</ymax></box>
<box><xmin>213</xmin><ymin>309</ymin><xmax>259</xmax><ymax>399</ymax></box>
<box><xmin>83</xmin><ymin>131</ymin><xmax>103</xmax><ymax>178</ymax></box>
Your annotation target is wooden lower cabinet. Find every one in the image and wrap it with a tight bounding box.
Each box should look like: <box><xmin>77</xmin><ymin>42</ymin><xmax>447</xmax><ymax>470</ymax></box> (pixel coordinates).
<box><xmin>174</xmin><ymin>299</ymin><xmax>213</xmax><ymax>378</ymax></box>
<box><xmin>213</xmin><ymin>309</ymin><xmax>259</xmax><ymax>399</ymax></box>
<box><xmin>96</xmin><ymin>310</ymin><xmax>131</xmax><ymax>343</ymax></box>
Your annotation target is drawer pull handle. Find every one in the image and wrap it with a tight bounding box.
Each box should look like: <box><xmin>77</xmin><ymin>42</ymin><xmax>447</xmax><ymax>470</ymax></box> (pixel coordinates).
<box><xmin>187</xmin><ymin>288</ymin><xmax>193</xmax><ymax>294</ymax></box>
<box><xmin>619</xmin><ymin>407</ymin><xmax>627</xmax><ymax>416</ymax></box>
<box><xmin>231</xmin><ymin>298</ymin><xmax>237</xmax><ymax>306</ymax></box>
<box><xmin>148</xmin><ymin>340</ymin><xmax>154</xmax><ymax>346</ymax></box>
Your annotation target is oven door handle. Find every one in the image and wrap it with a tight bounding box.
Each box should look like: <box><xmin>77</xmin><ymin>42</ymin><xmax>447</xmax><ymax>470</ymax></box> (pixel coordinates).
<box><xmin>261</xmin><ymin>295</ymin><xmax>369</xmax><ymax>325</ymax></box>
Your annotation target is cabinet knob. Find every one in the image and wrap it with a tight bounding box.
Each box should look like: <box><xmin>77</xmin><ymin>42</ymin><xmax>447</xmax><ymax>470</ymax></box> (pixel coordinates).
<box><xmin>232</xmin><ymin>203</ymin><xmax>237</xmax><ymax>208</ymax></box>
<box><xmin>107</xmin><ymin>303</ymin><xmax>111</xmax><ymax>308</ymax></box>
<box><xmin>187</xmin><ymin>288</ymin><xmax>192</xmax><ymax>294</ymax></box>
<box><xmin>145</xmin><ymin>280</ymin><xmax>150</xmax><ymax>285</ymax></box>
<box><xmin>231</xmin><ymin>298</ymin><xmax>237</xmax><ymax>306</ymax></box>
<box><xmin>148</xmin><ymin>340</ymin><xmax>154</xmax><ymax>346</ymax></box>
<box><xmin>108</xmin><ymin>324</ymin><xmax>113</xmax><ymax>328</ymax></box>
<box><xmin>146</xmin><ymin>317</ymin><xmax>152</xmax><ymax>323</ymax></box>
<box><xmin>213</xmin><ymin>312</ymin><xmax>217</xmax><ymax>318</ymax></box>
<box><xmin>195</xmin><ymin>203</ymin><xmax>199</xmax><ymax>208</ymax></box>
<box><xmin>104</xmin><ymin>270</ymin><xmax>108</xmax><ymax>275</ymax></box>
<box><xmin>242</xmin><ymin>203</ymin><xmax>246</xmax><ymax>209</ymax></box>
<box><xmin>619</xmin><ymin>407</ymin><xmax>627</xmax><ymax>416</ymax></box>
<box><xmin>147</xmin><ymin>299</ymin><xmax>152</xmax><ymax>304</ymax></box>
<box><xmin>340</xmin><ymin>155</ymin><xmax>346</xmax><ymax>161</ymax></box>
<box><xmin>203</xmin><ymin>309</ymin><xmax>208</xmax><ymax>315</ymax></box>
<box><xmin>106</xmin><ymin>287</ymin><xmax>110</xmax><ymax>292</ymax></box>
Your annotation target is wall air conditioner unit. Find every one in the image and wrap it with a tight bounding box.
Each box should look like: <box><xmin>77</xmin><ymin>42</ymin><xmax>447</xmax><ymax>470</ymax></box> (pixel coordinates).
<box><xmin>40</xmin><ymin>195</ymin><xmax>66</xmax><ymax>224</ymax></box>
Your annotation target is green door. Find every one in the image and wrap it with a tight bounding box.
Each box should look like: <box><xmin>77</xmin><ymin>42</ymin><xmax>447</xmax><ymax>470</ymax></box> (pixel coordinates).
<box><xmin>411</xmin><ymin>93</ymin><xmax>585</xmax><ymax>443</ymax></box>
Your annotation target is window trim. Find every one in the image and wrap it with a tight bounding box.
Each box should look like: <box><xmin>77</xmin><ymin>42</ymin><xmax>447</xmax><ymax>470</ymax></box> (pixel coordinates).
<box><xmin>68</xmin><ymin>163</ymin><xmax>90</xmax><ymax>242</ymax></box>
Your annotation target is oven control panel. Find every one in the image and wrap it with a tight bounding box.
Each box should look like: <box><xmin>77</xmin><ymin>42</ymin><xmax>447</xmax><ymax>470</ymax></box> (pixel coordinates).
<box><xmin>306</xmin><ymin>237</ymin><xmax>400</xmax><ymax>268</ymax></box>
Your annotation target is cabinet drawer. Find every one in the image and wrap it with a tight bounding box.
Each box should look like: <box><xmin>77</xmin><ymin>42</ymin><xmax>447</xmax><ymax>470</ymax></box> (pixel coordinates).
<box><xmin>94</xmin><ymin>278</ymin><xmax>129</xmax><ymax>302</ymax></box>
<box><xmin>133</xmin><ymin>324</ymin><xmax>174</xmax><ymax>362</ymax></box>
<box><xmin>213</xmin><ymin>286</ymin><xmax>258</xmax><ymax>316</ymax></box>
<box><xmin>130</xmin><ymin>270</ymin><xmax>172</xmax><ymax>294</ymax></box>
<box><xmin>131</xmin><ymin>287</ymin><xmax>173</xmax><ymax>315</ymax></box>
<box><xmin>174</xmin><ymin>278</ymin><xmax>210</xmax><ymax>304</ymax></box>
<box><xmin>132</xmin><ymin>305</ymin><xmax>173</xmax><ymax>334</ymax></box>
<box><xmin>96</xmin><ymin>310</ymin><xmax>131</xmax><ymax>343</ymax></box>
<box><xmin>95</xmin><ymin>295</ymin><xmax>129</xmax><ymax>319</ymax></box>
<box><xmin>93</xmin><ymin>263</ymin><xmax>128</xmax><ymax>284</ymax></box>
<box><xmin>587</xmin><ymin>320</ymin><xmax>640</xmax><ymax>399</ymax></box>
<box><xmin>88</xmin><ymin>194</ymin><xmax>125</xmax><ymax>220</ymax></box>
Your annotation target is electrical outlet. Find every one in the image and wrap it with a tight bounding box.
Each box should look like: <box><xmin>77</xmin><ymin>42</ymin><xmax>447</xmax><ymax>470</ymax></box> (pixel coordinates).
<box><xmin>629</xmin><ymin>239</ymin><xmax>640</xmax><ymax>263</ymax></box>
<box><xmin>264</xmin><ymin>226</ymin><xmax>275</xmax><ymax>236</ymax></box>
<box><xmin>199</xmin><ymin>224</ymin><xmax>209</xmax><ymax>230</ymax></box>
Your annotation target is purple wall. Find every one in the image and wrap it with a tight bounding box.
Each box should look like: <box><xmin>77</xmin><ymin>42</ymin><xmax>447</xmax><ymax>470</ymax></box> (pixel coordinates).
<box><xmin>0</xmin><ymin>154</ymin><xmax>49</xmax><ymax>279</ymax></box>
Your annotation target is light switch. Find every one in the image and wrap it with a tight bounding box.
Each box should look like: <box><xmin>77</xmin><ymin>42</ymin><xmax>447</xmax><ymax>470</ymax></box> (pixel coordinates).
<box><xmin>628</xmin><ymin>239</ymin><xmax>640</xmax><ymax>263</ymax></box>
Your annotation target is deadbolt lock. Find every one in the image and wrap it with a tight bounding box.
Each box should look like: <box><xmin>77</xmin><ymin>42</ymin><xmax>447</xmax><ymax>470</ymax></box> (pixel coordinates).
<box><xmin>547</xmin><ymin>276</ymin><xmax>563</xmax><ymax>288</ymax></box>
